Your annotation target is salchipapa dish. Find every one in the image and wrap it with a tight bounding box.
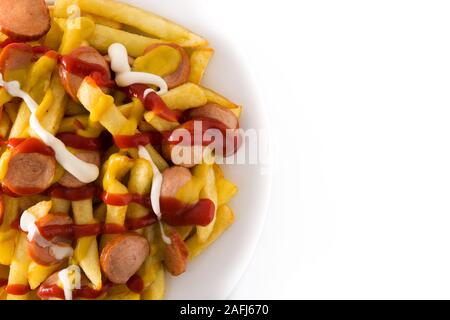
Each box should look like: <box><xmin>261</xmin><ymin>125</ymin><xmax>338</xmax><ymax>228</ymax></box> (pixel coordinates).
<box><xmin>0</xmin><ymin>0</ymin><xmax>241</xmax><ymax>300</ymax></box>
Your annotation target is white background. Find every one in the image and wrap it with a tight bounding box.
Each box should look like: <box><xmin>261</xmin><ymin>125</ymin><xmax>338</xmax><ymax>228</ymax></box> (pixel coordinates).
<box><xmin>203</xmin><ymin>0</ymin><xmax>450</xmax><ymax>299</ymax></box>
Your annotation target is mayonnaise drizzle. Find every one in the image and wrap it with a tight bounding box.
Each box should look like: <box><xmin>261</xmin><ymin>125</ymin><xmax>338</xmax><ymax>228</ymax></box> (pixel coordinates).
<box><xmin>58</xmin><ymin>265</ymin><xmax>81</xmax><ymax>301</ymax></box>
<box><xmin>108</xmin><ymin>43</ymin><xmax>171</xmax><ymax>244</ymax></box>
<box><xmin>108</xmin><ymin>43</ymin><xmax>168</xmax><ymax>96</ymax></box>
<box><xmin>138</xmin><ymin>146</ymin><xmax>171</xmax><ymax>244</ymax></box>
<box><xmin>0</xmin><ymin>74</ymin><xmax>99</xmax><ymax>184</ymax></box>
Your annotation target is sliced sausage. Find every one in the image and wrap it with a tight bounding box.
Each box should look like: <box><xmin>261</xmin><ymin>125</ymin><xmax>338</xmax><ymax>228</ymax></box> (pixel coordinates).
<box><xmin>0</xmin><ymin>43</ymin><xmax>34</xmax><ymax>74</ymax></box>
<box><xmin>58</xmin><ymin>150</ymin><xmax>100</xmax><ymax>188</ymax></box>
<box><xmin>161</xmin><ymin>166</ymin><xmax>192</xmax><ymax>198</ymax></box>
<box><xmin>188</xmin><ymin>104</ymin><xmax>239</xmax><ymax>130</ymax></box>
<box><xmin>100</xmin><ymin>233</ymin><xmax>149</xmax><ymax>284</ymax></box>
<box><xmin>144</xmin><ymin>43</ymin><xmax>190</xmax><ymax>89</ymax></box>
<box><xmin>3</xmin><ymin>153</ymin><xmax>56</xmax><ymax>196</ymax></box>
<box><xmin>59</xmin><ymin>46</ymin><xmax>111</xmax><ymax>101</ymax></box>
<box><xmin>0</xmin><ymin>0</ymin><xmax>50</xmax><ymax>41</ymax></box>
<box><xmin>164</xmin><ymin>230</ymin><xmax>189</xmax><ymax>276</ymax></box>
<box><xmin>28</xmin><ymin>213</ymin><xmax>73</xmax><ymax>266</ymax></box>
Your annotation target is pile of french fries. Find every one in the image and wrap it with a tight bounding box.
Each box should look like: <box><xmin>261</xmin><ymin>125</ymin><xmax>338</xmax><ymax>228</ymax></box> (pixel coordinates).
<box><xmin>0</xmin><ymin>0</ymin><xmax>241</xmax><ymax>300</ymax></box>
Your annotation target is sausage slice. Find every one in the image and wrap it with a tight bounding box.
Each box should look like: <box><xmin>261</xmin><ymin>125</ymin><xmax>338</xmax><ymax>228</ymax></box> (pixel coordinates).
<box><xmin>161</xmin><ymin>166</ymin><xmax>192</xmax><ymax>198</ymax></box>
<box><xmin>0</xmin><ymin>0</ymin><xmax>50</xmax><ymax>41</ymax></box>
<box><xmin>58</xmin><ymin>150</ymin><xmax>100</xmax><ymax>188</ymax></box>
<box><xmin>0</xmin><ymin>43</ymin><xmax>34</xmax><ymax>74</ymax></box>
<box><xmin>188</xmin><ymin>104</ymin><xmax>239</xmax><ymax>130</ymax></box>
<box><xmin>144</xmin><ymin>43</ymin><xmax>190</xmax><ymax>89</ymax></box>
<box><xmin>3</xmin><ymin>153</ymin><xmax>56</xmax><ymax>195</ymax></box>
<box><xmin>164</xmin><ymin>230</ymin><xmax>188</xmax><ymax>276</ymax></box>
<box><xmin>28</xmin><ymin>213</ymin><xmax>73</xmax><ymax>266</ymax></box>
<box><xmin>100</xmin><ymin>233</ymin><xmax>149</xmax><ymax>284</ymax></box>
<box><xmin>59</xmin><ymin>46</ymin><xmax>111</xmax><ymax>101</ymax></box>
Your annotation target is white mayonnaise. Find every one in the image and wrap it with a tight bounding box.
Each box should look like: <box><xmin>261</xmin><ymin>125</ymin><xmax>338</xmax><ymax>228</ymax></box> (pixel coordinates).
<box><xmin>20</xmin><ymin>210</ymin><xmax>73</xmax><ymax>260</ymax></box>
<box><xmin>109</xmin><ymin>43</ymin><xmax>171</xmax><ymax>244</ymax></box>
<box><xmin>138</xmin><ymin>146</ymin><xmax>171</xmax><ymax>244</ymax></box>
<box><xmin>108</xmin><ymin>43</ymin><xmax>168</xmax><ymax>96</ymax></box>
<box><xmin>0</xmin><ymin>74</ymin><xmax>99</xmax><ymax>184</ymax></box>
<box><xmin>58</xmin><ymin>265</ymin><xmax>81</xmax><ymax>301</ymax></box>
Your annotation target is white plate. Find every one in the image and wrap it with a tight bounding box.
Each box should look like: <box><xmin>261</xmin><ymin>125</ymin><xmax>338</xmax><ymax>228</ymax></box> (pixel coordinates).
<box><xmin>120</xmin><ymin>0</ymin><xmax>272</xmax><ymax>299</ymax></box>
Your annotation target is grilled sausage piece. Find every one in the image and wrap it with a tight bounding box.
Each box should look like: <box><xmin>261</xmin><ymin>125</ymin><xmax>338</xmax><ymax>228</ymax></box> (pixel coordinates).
<box><xmin>3</xmin><ymin>153</ymin><xmax>56</xmax><ymax>195</ymax></box>
<box><xmin>0</xmin><ymin>0</ymin><xmax>51</xmax><ymax>41</ymax></box>
<box><xmin>28</xmin><ymin>213</ymin><xmax>73</xmax><ymax>266</ymax></box>
<box><xmin>100</xmin><ymin>233</ymin><xmax>150</xmax><ymax>284</ymax></box>
<box><xmin>0</xmin><ymin>43</ymin><xmax>34</xmax><ymax>74</ymax></box>
<box><xmin>59</xmin><ymin>46</ymin><xmax>111</xmax><ymax>100</ymax></box>
<box><xmin>161</xmin><ymin>166</ymin><xmax>192</xmax><ymax>198</ymax></box>
<box><xmin>58</xmin><ymin>150</ymin><xmax>100</xmax><ymax>188</ymax></box>
<box><xmin>144</xmin><ymin>43</ymin><xmax>190</xmax><ymax>89</ymax></box>
<box><xmin>188</xmin><ymin>104</ymin><xmax>239</xmax><ymax>130</ymax></box>
<box><xmin>164</xmin><ymin>230</ymin><xmax>188</xmax><ymax>276</ymax></box>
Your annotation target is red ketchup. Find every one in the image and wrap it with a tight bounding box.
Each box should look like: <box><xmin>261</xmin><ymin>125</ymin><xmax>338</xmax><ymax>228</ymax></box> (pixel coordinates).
<box><xmin>113</xmin><ymin>132</ymin><xmax>162</xmax><ymax>149</ymax></box>
<box><xmin>125</xmin><ymin>214</ymin><xmax>158</xmax><ymax>231</ymax></box>
<box><xmin>37</xmin><ymin>283</ymin><xmax>110</xmax><ymax>300</ymax></box>
<box><xmin>47</xmin><ymin>184</ymin><xmax>100</xmax><ymax>201</ymax></box>
<box><xmin>166</xmin><ymin>117</ymin><xmax>240</xmax><ymax>157</ymax></box>
<box><xmin>5</xmin><ymin>284</ymin><xmax>31</xmax><ymax>295</ymax></box>
<box><xmin>60</xmin><ymin>54</ymin><xmax>114</xmax><ymax>88</ymax></box>
<box><xmin>102</xmin><ymin>192</ymin><xmax>151</xmax><ymax>208</ymax></box>
<box><xmin>0</xmin><ymin>278</ymin><xmax>7</xmax><ymax>287</ymax></box>
<box><xmin>160</xmin><ymin>197</ymin><xmax>215</xmax><ymax>227</ymax></box>
<box><xmin>9</xmin><ymin>137</ymin><xmax>54</xmax><ymax>156</ymax></box>
<box><xmin>126</xmin><ymin>274</ymin><xmax>144</xmax><ymax>293</ymax></box>
<box><xmin>126</xmin><ymin>84</ymin><xmax>181</xmax><ymax>122</ymax></box>
<box><xmin>56</xmin><ymin>133</ymin><xmax>103</xmax><ymax>151</ymax></box>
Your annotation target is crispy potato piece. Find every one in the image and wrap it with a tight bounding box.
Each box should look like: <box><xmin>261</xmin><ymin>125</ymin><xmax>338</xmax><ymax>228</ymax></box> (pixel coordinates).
<box><xmin>161</xmin><ymin>83</ymin><xmax>207</xmax><ymax>111</ymax></box>
<box><xmin>83</xmin><ymin>13</ymin><xmax>122</xmax><ymax>30</ymax></box>
<box><xmin>28</xmin><ymin>262</ymin><xmax>61</xmax><ymax>290</ymax></box>
<box><xmin>141</xmin><ymin>266</ymin><xmax>165</xmax><ymax>300</ymax></box>
<box><xmin>54</xmin><ymin>0</ymin><xmax>207</xmax><ymax>47</ymax></box>
<box><xmin>144</xmin><ymin>111</ymin><xmax>179</xmax><ymax>132</ymax></box>
<box><xmin>189</xmin><ymin>48</ymin><xmax>214</xmax><ymax>84</ymax></box>
<box><xmin>89</xmin><ymin>24</ymin><xmax>164</xmax><ymax>58</ymax></box>
<box><xmin>194</xmin><ymin>164</ymin><xmax>218</xmax><ymax>243</ymax></box>
<box><xmin>186</xmin><ymin>205</ymin><xmax>235</xmax><ymax>259</ymax></box>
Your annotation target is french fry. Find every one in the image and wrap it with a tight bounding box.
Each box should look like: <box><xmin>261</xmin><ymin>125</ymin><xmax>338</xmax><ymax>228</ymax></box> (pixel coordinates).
<box><xmin>0</xmin><ymin>112</ymin><xmax>11</xmax><ymax>139</ymax></box>
<box><xmin>141</xmin><ymin>266</ymin><xmax>165</xmax><ymax>300</ymax></box>
<box><xmin>83</xmin><ymin>13</ymin><xmax>123</xmax><ymax>30</ymax></box>
<box><xmin>72</xmin><ymin>200</ymin><xmax>102</xmax><ymax>290</ymax></box>
<box><xmin>0</xmin><ymin>196</ymin><xmax>20</xmax><ymax>265</ymax></box>
<box><xmin>31</xmin><ymin>72</ymin><xmax>67</xmax><ymax>136</ymax></box>
<box><xmin>161</xmin><ymin>83</ymin><xmax>207</xmax><ymax>111</ymax></box>
<box><xmin>201</xmin><ymin>86</ymin><xmax>242</xmax><ymax>111</ymax></box>
<box><xmin>89</xmin><ymin>24</ymin><xmax>164</xmax><ymax>57</ymax></box>
<box><xmin>58</xmin><ymin>16</ymin><xmax>96</xmax><ymax>55</ymax></box>
<box><xmin>144</xmin><ymin>111</ymin><xmax>179</xmax><ymax>132</ymax></box>
<box><xmin>194</xmin><ymin>164</ymin><xmax>218</xmax><ymax>243</ymax></box>
<box><xmin>28</xmin><ymin>262</ymin><xmax>62</xmax><ymax>290</ymax></box>
<box><xmin>105</xmin><ymin>284</ymin><xmax>141</xmax><ymax>300</ymax></box>
<box><xmin>9</xmin><ymin>55</ymin><xmax>58</xmax><ymax>138</ymax></box>
<box><xmin>101</xmin><ymin>154</ymin><xmax>134</xmax><ymax>246</ymax></box>
<box><xmin>189</xmin><ymin>48</ymin><xmax>214</xmax><ymax>84</ymax></box>
<box><xmin>7</xmin><ymin>233</ymin><xmax>31</xmax><ymax>300</ymax></box>
<box><xmin>214</xmin><ymin>165</ymin><xmax>238</xmax><ymax>206</ymax></box>
<box><xmin>77</xmin><ymin>78</ymin><xmax>136</xmax><ymax>135</ymax></box>
<box><xmin>186</xmin><ymin>205</ymin><xmax>235</xmax><ymax>259</ymax></box>
<box><xmin>44</xmin><ymin>18</ymin><xmax>64</xmax><ymax>51</ymax></box>
<box><xmin>54</xmin><ymin>0</ymin><xmax>207</xmax><ymax>47</ymax></box>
